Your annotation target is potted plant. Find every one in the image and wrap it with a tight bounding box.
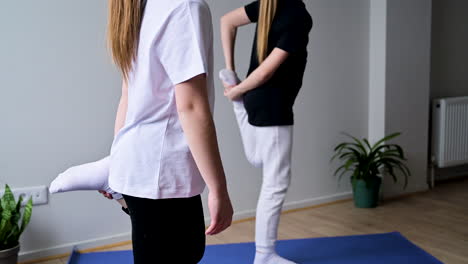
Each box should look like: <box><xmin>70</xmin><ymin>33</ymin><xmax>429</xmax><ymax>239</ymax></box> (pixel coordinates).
<box><xmin>331</xmin><ymin>132</ymin><xmax>411</xmax><ymax>208</ymax></box>
<box><xmin>0</xmin><ymin>185</ymin><xmax>33</xmax><ymax>264</ymax></box>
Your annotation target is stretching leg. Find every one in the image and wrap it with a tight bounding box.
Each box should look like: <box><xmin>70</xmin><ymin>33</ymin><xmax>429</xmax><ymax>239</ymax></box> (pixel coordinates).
<box><xmin>220</xmin><ymin>69</ymin><xmax>262</xmax><ymax>167</ymax></box>
<box><xmin>49</xmin><ymin>156</ymin><xmax>124</xmax><ymax>202</ymax></box>
<box><xmin>233</xmin><ymin>101</ymin><xmax>262</xmax><ymax>168</ymax></box>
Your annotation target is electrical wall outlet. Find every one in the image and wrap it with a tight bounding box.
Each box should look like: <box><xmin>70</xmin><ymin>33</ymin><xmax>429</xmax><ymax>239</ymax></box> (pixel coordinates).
<box><xmin>10</xmin><ymin>186</ymin><xmax>49</xmax><ymax>206</ymax></box>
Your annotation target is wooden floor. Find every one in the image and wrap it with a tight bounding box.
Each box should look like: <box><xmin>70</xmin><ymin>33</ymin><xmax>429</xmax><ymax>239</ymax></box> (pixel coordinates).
<box><xmin>28</xmin><ymin>178</ymin><xmax>468</xmax><ymax>264</ymax></box>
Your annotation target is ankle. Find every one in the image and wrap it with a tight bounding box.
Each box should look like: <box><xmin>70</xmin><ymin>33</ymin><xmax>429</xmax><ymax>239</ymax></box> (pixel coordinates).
<box><xmin>256</xmin><ymin>245</ymin><xmax>275</xmax><ymax>254</ymax></box>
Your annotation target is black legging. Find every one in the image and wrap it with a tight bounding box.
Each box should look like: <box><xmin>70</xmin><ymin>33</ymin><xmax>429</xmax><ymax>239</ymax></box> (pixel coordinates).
<box><xmin>123</xmin><ymin>194</ymin><xmax>206</xmax><ymax>264</ymax></box>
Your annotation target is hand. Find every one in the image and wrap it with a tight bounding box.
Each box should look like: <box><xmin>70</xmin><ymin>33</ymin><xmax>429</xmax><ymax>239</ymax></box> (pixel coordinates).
<box><xmin>98</xmin><ymin>190</ymin><xmax>113</xmax><ymax>200</ymax></box>
<box><xmin>222</xmin><ymin>81</ymin><xmax>235</xmax><ymax>90</ymax></box>
<box><xmin>224</xmin><ymin>86</ymin><xmax>243</xmax><ymax>101</ymax></box>
<box><xmin>205</xmin><ymin>190</ymin><xmax>233</xmax><ymax>236</ymax></box>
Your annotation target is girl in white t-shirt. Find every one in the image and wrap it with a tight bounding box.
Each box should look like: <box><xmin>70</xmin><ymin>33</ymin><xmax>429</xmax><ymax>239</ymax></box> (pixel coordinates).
<box><xmin>51</xmin><ymin>0</ymin><xmax>233</xmax><ymax>263</ymax></box>
<box><xmin>107</xmin><ymin>0</ymin><xmax>234</xmax><ymax>263</ymax></box>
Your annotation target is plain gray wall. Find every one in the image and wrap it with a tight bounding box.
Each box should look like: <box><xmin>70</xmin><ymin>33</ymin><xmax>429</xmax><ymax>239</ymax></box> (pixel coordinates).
<box><xmin>384</xmin><ymin>0</ymin><xmax>433</xmax><ymax>195</ymax></box>
<box><xmin>1</xmin><ymin>0</ymin><xmax>371</xmax><ymax>260</ymax></box>
<box><xmin>429</xmin><ymin>0</ymin><xmax>468</xmax><ymax>180</ymax></box>
<box><xmin>366</xmin><ymin>0</ymin><xmax>433</xmax><ymax>195</ymax></box>
<box><xmin>0</xmin><ymin>0</ymin><xmax>128</xmax><ymax>259</ymax></box>
<box><xmin>430</xmin><ymin>0</ymin><xmax>468</xmax><ymax>99</ymax></box>
<box><xmin>368</xmin><ymin>0</ymin><xmax>387</xmax><ymax>143</ymax></box>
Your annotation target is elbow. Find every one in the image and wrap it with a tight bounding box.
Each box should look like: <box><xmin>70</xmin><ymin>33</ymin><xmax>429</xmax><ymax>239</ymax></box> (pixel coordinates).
<box><xmin>176</xmin><ymin>101</ymin><xmax>196</xmax><ymax>116</ymax></box>
<box><xmin>177</xmin><ymin>102</ymin><xmax>212</xmax><ymax>127</ymax></box>
<box><xmin>176</xmin><ymin>101</ymin><xmax>210</xmax><ymax>118</ymax></box>
<box><xmin>220</xmin><ymin>15</ymin><xmax>235</xmax><ymax>31</ymax></box>
<box><xmin>220</xmin><ymin>15</ymin><xmax>228</xmax><ymax>27</ymax></box>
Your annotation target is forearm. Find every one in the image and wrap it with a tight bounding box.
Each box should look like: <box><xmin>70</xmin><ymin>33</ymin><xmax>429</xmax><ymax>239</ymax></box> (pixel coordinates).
<box><xmin>114</xmin><ymin>82</ymin><xmax>128</xmax><ymax>137</ymax></box>
<box><xmin>235</xmin><ymin>67</ymin><xmax>272</xmax><ymax>94</ymax></box>
<box><xmin>220</xmin><ymin>7</ymin><xmax>253</xmax><ymax>71</ymax></box>
<box><xmin>221</xmin><ymin>18</ymin><xmax>237</xmax><ymax>71</ymax></box>
<box><xmin>234</xmin><ymin>48</ymin><xmax>289</xmax><ymax>95</ymax></box>
<box><xmin>114</xmin><ymin>97</ymin><xmax>127</xmax><ymax>136</ymax></box>
<box><xmin>178</xmin><ymin>108</ymin><xmax>228</xmax><ymax>195</ymax></box>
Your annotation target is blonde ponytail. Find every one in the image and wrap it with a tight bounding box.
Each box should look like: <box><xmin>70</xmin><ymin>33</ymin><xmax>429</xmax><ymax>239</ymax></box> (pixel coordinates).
<box><xmin>257</xmin><ymin>0</ymin><xmax>278</xmax><ymax>63</ymax></box>
<box><xmin>107</xmin><ymin>0</ymin><xmax>146</xmax><ymax>80</ymax></box>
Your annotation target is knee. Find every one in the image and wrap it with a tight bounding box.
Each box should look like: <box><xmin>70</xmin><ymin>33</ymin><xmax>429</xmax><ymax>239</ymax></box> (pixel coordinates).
<box><xmin>245</xmin><ymin>152</ymin><xmax>262</xmax><ymax>168</ymax></box>
<box><xmin>260</xmin><ymin>185</ymin><xmax>289</xmax><ymax>202</ymax></box>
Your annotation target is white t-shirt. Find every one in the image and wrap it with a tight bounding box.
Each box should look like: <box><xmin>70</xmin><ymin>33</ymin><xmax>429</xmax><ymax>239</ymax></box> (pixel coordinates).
<box><xmin>109</xmin><ymin>0</ymin><xmax>214</xmax><ymax>199</ymax></box>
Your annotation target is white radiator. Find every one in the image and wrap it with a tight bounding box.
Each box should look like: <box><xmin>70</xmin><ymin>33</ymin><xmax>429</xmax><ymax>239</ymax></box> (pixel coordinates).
<box><xmin>432</xmin><ymin>96</ymin><xmax>468</xmax><ymax>168</ymax></box>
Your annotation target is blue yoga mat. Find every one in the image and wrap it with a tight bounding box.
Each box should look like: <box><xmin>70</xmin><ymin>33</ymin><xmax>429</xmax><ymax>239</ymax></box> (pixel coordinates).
<box><xmin>67</xmin><ymin>232</ymin><xmax>442</xmax><ymax>264</ymax></box>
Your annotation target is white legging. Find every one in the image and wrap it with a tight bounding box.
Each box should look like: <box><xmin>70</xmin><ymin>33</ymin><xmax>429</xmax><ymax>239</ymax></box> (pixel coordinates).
<box><xmin>233</xmin><ymin>100</ymin><xmax>293</xmax><ymax>251</ymax></box>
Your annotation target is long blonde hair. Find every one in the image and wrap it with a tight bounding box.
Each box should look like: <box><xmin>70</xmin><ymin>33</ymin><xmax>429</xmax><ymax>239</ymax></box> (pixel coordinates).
<box><xmin>107</xmin><ymin>0</ymin><xmax>145</xmax><ymax>80</ymax></box>
<box><xmin>257</xmin><ymin>0</ymin><xmax>278</xmax><ymax>63</ymax></box>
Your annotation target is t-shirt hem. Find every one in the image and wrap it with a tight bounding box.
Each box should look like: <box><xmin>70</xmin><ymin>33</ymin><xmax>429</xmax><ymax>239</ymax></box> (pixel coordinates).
<box><xmin>170</xmin><ymin>68</ymin><xmax>207</xmax><ymax>86</ymax></box>
<box><xmin>109</xmin><ymin>182</ymin><xmax>206</xmax><ymax>200</ymax></box>
<box><xmin>247</xmin><ymin>118</ymin><xmax>294</xmax><ymax>127</ymax></box>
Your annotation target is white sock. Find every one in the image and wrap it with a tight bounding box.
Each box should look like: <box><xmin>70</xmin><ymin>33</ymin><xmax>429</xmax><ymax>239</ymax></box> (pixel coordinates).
<box><xmin>219</xmin><ymin>69</ymin><xmax>241</xmax><ymax>86</ymax></box>
<box><xmin>49</xmin><ymin>156</ymin><xmax>122</xmax><ymax>200</ymax></box>
<box><xmin>253</xmin><ymin>251</ymin><xmax>296</xmax><ymax>264</ymax></box>
<box><xmin>219</xmin><ymin>69</ymin><xmax>243</xmax><ymax>108</ymax></box>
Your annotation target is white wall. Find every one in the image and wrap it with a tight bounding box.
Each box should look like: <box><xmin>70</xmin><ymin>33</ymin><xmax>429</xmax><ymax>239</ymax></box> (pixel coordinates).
<box><xmin>0</xmin><ymin>0</ymin><xmax>371</xmax><ymax>261</ymax></box>
<box><xmin>0</xmin><ymin>0</ymin><xmax>130</xmax><ymax>260</ymax></box>
<box><xmin>429</xmin><ymin>0</ymin><xmax>468</xmax><ymax>179</ymax></box>
<box><xmin>383</xmin><ymin>0</ymin><xmax>433</xmax><ymax>195</ymax></box>
<box><xmin>367</xmin><ymin>0</ymin><xmax>433</xmax><ymax>195</ymax></box>
<box><xmin>368</xmin><ymin>0</ymin><xmax>387</xmax><ymax>143</ymax></box>
<box><xmin>430</xmin><ymin>0</ymin><xmax>468</xmax><ymax>99</ymax></box>
<box><xmin>286</xmin><ymin>0</ymin><xmax>369</xmax><ymax>204</ymax></box>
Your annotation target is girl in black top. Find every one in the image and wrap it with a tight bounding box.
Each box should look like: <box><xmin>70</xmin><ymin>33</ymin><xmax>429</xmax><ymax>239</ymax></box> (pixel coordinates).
<box><xmin>220</xmin><ymin>0</ymin><xmax>312</xmax><ymax>263</ymax></box>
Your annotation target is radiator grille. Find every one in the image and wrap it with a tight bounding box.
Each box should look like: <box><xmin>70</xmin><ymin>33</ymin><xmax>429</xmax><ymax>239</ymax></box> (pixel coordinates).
<box><xmin>432</xmin><ymin>97</ymin><xmax>468</xmax><ymax>168</ymax></box>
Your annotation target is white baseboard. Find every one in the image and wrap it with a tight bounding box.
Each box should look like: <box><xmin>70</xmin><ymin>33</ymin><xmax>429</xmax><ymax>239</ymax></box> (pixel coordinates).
<box><xmin>229</xmin><ymin>191</ymin><xmax>353</xmax><ymax>222</ymax></box>
<box><xmin>19</xmin><ymin>192</ymin><xmax>352</xmax><ymax>262</ymax></box>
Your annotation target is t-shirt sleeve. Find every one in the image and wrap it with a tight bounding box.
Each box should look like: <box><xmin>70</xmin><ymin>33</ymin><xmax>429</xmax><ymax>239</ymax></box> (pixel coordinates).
<box><xmin>244</xmin><ymin>1</ymin><xmax>260</xmax><ymax>23</ymax></box>
<box><xmin>156</xmin><ymin>1</ymin><xmax>212</xmax><ymax>85</ymax></box>
<box><xmin>276</xmin><ymin>17</ymin><xmax>312</xmax><ymax>54</ymax></box>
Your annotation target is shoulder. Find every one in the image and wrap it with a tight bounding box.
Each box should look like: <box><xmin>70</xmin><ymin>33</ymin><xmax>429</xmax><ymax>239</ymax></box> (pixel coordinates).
<box><xmin>245</xmin><ymin>0</ymin><xmax>259</xmax><ymax>12</ymax></box>
<box><xmin>244</xmin><ymin>1</ymin><xmax>260</xmax><ymax>22</ymax></box>
<box><xmin>245</xmin><ymin>0</ymin><xmax>259</xmax><ymax>8</ymax></box>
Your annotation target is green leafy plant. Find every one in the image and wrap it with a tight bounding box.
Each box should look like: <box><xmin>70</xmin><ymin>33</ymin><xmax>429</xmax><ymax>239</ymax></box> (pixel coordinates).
<box><xmin>0</xmin><ymin>184</ymin><xmax>33</xmax><ymax>250</ymax></box>
<box><xmin>331</xmin><ymin>132</ymin><xmax>411</xmax><ymax>188</ymax></box>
